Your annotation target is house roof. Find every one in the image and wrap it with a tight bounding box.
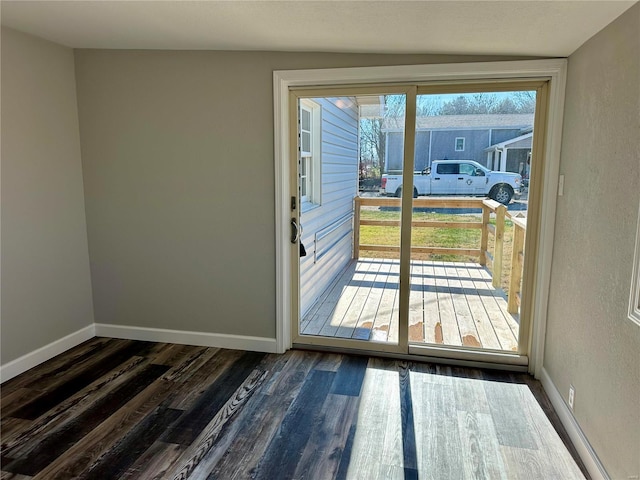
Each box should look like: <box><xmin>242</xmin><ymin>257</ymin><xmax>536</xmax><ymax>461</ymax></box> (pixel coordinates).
<box><xmin>485</xmin><ymin>132</ymin><xmax>533</xmax><ymax>151</ymax></box>
<box><xmin>383</xmin><ymin>114</ymin><xmax>534</xmax><ymax>131</ymax></box>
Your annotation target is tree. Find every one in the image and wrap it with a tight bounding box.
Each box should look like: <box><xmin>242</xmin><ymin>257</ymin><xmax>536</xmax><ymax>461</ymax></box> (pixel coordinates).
<box><xmin>439</xmin><ymin>92</ymin><xmax>536</xmax><ymax>115</ymax></box>
<box><xmin>359</xmin><ymin>95</ymin><xmax>406</xmax><ymax>176</ymax></box>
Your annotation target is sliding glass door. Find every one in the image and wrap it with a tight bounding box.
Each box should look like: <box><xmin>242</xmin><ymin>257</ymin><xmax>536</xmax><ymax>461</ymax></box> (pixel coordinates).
<box><xmin>290</xmin><ymin>88</ymin><xmax>410</xmax><ymax>354</ymax></box>
<box><xmin>290</xmin><ymin>82</ymin><xmax>548</xmax><ymax>367</ymax></box>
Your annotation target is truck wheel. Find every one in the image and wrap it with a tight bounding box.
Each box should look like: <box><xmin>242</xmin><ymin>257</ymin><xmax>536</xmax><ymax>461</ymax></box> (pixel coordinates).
<box><xmin>395</xmin><ymin>187</ymin><xmax>418</xmax><ymax>198</ymax></box>
<box><xmin>492</xmin><ymin>185</ymin><xmax>513</xmax><ymax>205</ymax></box>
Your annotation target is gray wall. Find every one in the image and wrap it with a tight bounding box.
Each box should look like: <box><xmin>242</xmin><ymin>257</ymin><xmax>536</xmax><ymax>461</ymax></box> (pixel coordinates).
<box><xmin>73</xmin><ymin>50</ymin><xmax>527</xmax><ymax>338</ymax></box>
<box><xmin>1</xmin><ymin>28</ymin><xmax>94</xmax><ymax>364</ymax></box>
<box><xmin>544</xmin><ymin>4</ymin><xmax>640</xmax><ymax>479</ymax></box>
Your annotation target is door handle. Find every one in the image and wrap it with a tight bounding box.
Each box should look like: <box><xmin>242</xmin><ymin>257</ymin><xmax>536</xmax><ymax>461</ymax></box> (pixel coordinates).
<box><xmin>291</xmin><ymin>218</ymin><xmax>300</xmax><ymax>244</ymax></box>
<box><xmin>434</xmin><ymin>177</ymin><xmax>440</xmax><ymax>180</ymax></box>
<box><xmin>458</xmin><ymin>177</ymin><xmax>464</xmax><ymax>180</ymax></box>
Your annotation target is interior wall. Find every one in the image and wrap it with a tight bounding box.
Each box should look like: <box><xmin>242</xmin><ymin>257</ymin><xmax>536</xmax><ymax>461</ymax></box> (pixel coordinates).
<box><xmin>544</xmin><ymin>4</ymin><xmax>640</xmax><ymax>479</ymax></box>
<box><xmin>73</xmin><ymin>50</ymin><xmax>532</xmax><ymax>339</ymax></box>
<box><xmin>1</xmin><ymin>27</ymin><xmax>94</xmax><ymax>364</ymax></box>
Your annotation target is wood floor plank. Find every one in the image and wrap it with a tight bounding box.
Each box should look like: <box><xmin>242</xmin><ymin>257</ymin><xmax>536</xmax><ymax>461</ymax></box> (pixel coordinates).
<box><xmin>346</xmin><ymin>358</ymin><xmax>403</xmax><ymax>479</ymax></box>
<box><xmin>161</xmin><ymin>351</ymin><xmax>265</xmax><ymax>446</ymax></box>
<box><xmin>2</xmin><ymin>354</ymin><xmax>150</xmax><ymax>459</ymax></box>
<box><xmin>77</xmin><ymin>406</ymin><xmax>183</xmax><ymax>480</ymax></box>
<box><xmin>2</xmin><ymin>389</ymin><xmax>41</xmax><ymax>420</ymax></box>
<box><xmin>118</xmin><ymin>440</ymin><xmax>185</xmax><ymax>480</ymax></box>
<box><xmin>0</xmin><ymin>471</ymin><xmax>32</xmax><ymax>480</ymax></box>
<box><xmin>457</xmin><ymin>411</ymin><xmax>508</xmax><ymax>480</ymax></box>
<box><xmin>515</xmin><ymin>380</ymin><xmax>586</xmax><ymax>479</ymax></box>
<box><xmin>293</xmin><ymin>394</ymin><xmax>360</xmax><ymax>480</ymax></box>
<box><xmin>31</xmin><ymin>373</ymin><xmax>181</xmax><ymax>480</ymax></box>
<box><xmin>0</xmin><ymin>418</ymin><xmax>31</xmax><ymax>448</ymax></box>
<box><xmin>201</xmin><ymin>352</ymin><xmax>322</xmax><ymax>480</ymax></box>
<box><xmin>10</xmin><ymin>341</ymin><xmax>155</xmax><ymax>421</ymax></box>
<box><xmin>398</xmin><ymin>362</ymin><xmax>418</xmax><ymax>473</ymax></box>
<box><xmin>413</xmin><ymin>379</ymin><xmax>465</xmax><ymax>480</ymax></box>
<box><xmin>166</xmin><ymin>369</ymin><xmax>267</xmax><ymax>480</ymax></box>
<box><xmin>451</xmin><ymin>367</ymin><xmax>491</xmax><ymax>414</ymax></box>
<box><xmin>3</xmin><ymin>364</ymin><xmax>170</xmax><ymax>477</ymax></box>
<box><xmin>330</xmin><ymin>355</ymin><xmax>368</xmax><ymax>397</ymax></box>
<box><xmin>252</xmin><ymin>369</ymin><xmax>336</xmax><ymax>480</ymax></box>
<box><xmin>0</xmin><ymin>337</ymin><xmax>113</xmax><ymax>395</ymax></box>
<box><xmin>482</xmin><ymin>373</ymin><xmax>538</xmax><ymax>450</ymax></box>
<box><xmin>166</xmin><ymin>348</ymin><xmax>244</xmax><ymax>411</ymax></box>
<box><xmin>500</xmin><ymin>445</ymin><xmax>549</xmax><ymax>480</ymax></box>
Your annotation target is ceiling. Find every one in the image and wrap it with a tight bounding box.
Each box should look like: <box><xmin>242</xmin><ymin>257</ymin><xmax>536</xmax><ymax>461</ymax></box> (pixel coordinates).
<box><xmin>1</xmin><ymin>1</ymin><xmax>636</xmax><ymax>57</ymax></box>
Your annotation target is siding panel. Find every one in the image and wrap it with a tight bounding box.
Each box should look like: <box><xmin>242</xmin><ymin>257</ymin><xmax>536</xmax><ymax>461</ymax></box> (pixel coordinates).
<box><xmin>300</xmin><ymin>96</ymin><xmax>359</xmax><ymax>317</ymax></box>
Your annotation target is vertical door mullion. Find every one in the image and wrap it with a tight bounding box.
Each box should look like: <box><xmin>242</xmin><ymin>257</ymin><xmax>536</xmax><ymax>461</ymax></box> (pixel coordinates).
<box><xmin>398</xmin><ymin>86</ymin><xmax>418</xmax><ymax>353</ymax></box>
<box><xmin>289</xmin><ymin>91</ymin><xmax>301</xmax><ymax>342</ymax></box>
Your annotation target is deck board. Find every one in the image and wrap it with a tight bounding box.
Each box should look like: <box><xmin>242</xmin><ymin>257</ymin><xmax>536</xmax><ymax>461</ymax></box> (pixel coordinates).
<box><xmin>301</xmin><ymin>258</ymin><xmax>519</xmax><ymax>352</ymax></box>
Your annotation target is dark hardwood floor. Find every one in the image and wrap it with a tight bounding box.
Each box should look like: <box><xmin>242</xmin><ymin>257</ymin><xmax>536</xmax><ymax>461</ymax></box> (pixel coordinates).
<box><xmin>1</xmin><ymin>338</ymin><xmax>588</xmax><ymax>479</ymax></box>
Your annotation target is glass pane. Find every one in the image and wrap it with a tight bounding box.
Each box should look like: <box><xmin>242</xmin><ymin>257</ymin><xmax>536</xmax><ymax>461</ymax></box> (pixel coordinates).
<box><xmin>301</xmin><ymin>131</ymin><xmax>311</xmax><ymax>153</ymax></box>
<box><xmin>409</xmin><ymin>90</ymin><xmax>535</xmax><ymax>352</ymax></box>
<box><xmin>298</xmin><ymin>94</ymin><xmax>405</xmax><ymax>347</ymax></box>
<box><xmin>301</xmin><ymin>108</ymin><xmax>311</xmax><ymax>131</ymax></box>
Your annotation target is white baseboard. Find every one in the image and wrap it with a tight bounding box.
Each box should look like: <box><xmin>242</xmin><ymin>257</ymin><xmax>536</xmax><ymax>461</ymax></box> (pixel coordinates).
<box><xmin>94</xmin><ymin>323</ymin><xmax>278</xmax><ymax>353</ymax></box>
<box><xmin>0</xmin><ymin>324</ymin><xmax>95</xmax><ymax>383</ymax></box>
<box><xmin>539</xmin><ymin>367</ymin><xmax>609</xmax><ymax>480</ymax></box>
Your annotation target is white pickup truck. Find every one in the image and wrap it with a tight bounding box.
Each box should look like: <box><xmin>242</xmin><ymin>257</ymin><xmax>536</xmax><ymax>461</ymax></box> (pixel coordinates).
<box><xmin>380</xmin><ymin>160</ymin><xmax>522</xmax><ymax>205</ymax></box>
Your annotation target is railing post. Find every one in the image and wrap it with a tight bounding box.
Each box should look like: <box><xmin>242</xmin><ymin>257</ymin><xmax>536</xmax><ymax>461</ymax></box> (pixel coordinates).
<box><xmin>479</xmin><ymin>204</ymin><xmax>490</xmax><ymax>266</ymax></box>
<box><xmin>353</xmin><ymin>196</ymin><xmax>361</xmax><ymax>259</ymax></box>
<box><xmin>508</xmin><ymin>221</ymin><xmax>525</xmax><ymax>313</ymax></box>
<box><xmin>492</xmin><ymin>204</ymin><xmax>506</xmax><ymax>289</ymax></box>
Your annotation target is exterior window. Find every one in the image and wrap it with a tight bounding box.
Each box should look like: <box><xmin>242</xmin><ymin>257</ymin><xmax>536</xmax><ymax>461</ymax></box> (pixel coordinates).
<box><xmin>300</xmin><ymin>100</ymin><xmax>321</xmax><ymax>206</ymax></box>
<box><xmin>455</xmin><ymin>137</ymin><xmax>465</xmax><ymax>151</ymax></box>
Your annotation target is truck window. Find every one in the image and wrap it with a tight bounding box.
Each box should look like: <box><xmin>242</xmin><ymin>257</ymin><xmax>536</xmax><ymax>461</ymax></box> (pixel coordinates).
<box><xmin>436</xmin><ymin>163</ymin><xmax>459</xmax><ymax>175</ymax></box>
<box><xmin>459</xmin><ymin>163</ymin><xmax>476</xmax><ymax>176</ymax></box>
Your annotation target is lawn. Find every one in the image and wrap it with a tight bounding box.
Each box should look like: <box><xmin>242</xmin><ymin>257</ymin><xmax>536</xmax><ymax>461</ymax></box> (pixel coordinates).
<box><xmin>359</xmin><ymin>208</ymin><xmax>516</xmax><ymax>293</ymax></box>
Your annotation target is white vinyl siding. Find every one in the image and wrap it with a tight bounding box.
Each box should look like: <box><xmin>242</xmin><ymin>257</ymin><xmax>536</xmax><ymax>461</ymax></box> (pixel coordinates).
<box><xmin>300</xmin><ymin>96</ymin><xmax>359</xmax><ymax>317</ymax></box>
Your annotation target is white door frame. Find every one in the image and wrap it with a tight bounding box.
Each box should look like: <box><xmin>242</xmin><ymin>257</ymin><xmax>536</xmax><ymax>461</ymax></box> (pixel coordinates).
<box><xmin>273</xmin><ymin>59</ymin><xmax>567</xmax><ymax>377</ymax></box>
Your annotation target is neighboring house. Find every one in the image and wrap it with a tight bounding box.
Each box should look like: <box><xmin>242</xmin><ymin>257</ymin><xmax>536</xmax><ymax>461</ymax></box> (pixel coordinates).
<box><xmin>299</xmin><ymin>97</ymin><xmax>359</xmax><ymax>317</ymax></box>
<box><xmin>384</xmin><ymin>113</ymin><xmax>534</xmax><ymax>174</ymax></box>
<box><xmin>485</xmin><ymin>128</ymin><xmax>532</xmax><ymax>175</ymax></box>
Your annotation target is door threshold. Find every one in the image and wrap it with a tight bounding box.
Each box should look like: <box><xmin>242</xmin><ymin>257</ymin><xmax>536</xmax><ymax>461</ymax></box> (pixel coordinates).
<box><xmin>292</xmin><ymin>343</ymin><xmax>528</xmax><ymax>372</ymax></box>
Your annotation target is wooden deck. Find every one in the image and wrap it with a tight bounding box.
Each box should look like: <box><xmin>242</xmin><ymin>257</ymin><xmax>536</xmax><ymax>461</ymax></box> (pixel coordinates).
<box><xmin>301</xmin><ymin>258</ymin><xmax>520</xmax><ymax>351</ymax></box>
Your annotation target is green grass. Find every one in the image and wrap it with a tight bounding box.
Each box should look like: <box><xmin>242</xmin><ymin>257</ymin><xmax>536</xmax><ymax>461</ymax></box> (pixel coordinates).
<box><xmin>359</xmin><ymin>208</ymin><xmax>516</xmax><ymax>293</ymax></box>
